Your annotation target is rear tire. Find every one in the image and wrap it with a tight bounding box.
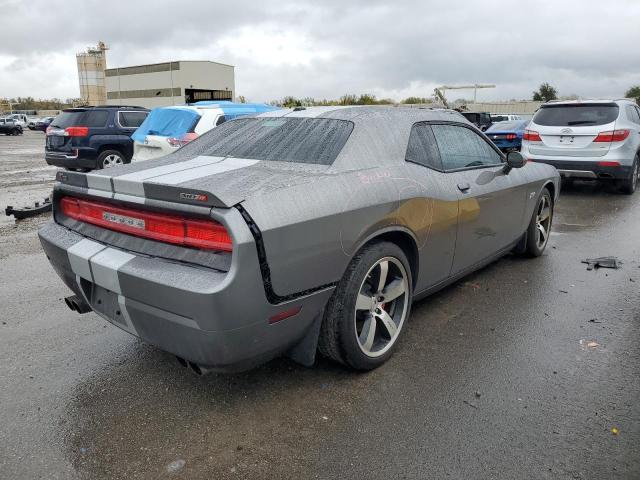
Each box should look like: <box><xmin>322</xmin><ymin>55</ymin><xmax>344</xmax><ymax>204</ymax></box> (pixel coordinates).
<box><xmin>523</xmin><ymin>188</ymin><xmax>553</xmax><ymax>257</ymax></box>
<box><xmin>318</xmin><ymin>241</ymin><xmax>413</xmax><ymax>370</ymax></box>
<box><xmin>618</xmin><ymin>156</ymin><xmax>639</xmax><ymax>195</ymax></box>
<box><xmin>97</xmin><ymin>149</ymin><xmax>125</xmax><ymax>169</ymax></box>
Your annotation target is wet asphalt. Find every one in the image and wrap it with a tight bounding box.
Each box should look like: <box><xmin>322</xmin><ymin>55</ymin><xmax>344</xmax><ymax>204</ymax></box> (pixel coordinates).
<box><xmin>0</xmin><ymin>135</ymin><xmax>638</xmax><ymax>479</ymax></box>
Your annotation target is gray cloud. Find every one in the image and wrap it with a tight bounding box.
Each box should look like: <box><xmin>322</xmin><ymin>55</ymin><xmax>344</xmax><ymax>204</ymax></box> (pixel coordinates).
<box><xmin>1</xmin><ymin>0</ymin><xmax>638</xmax><ymax>101</ymax></box>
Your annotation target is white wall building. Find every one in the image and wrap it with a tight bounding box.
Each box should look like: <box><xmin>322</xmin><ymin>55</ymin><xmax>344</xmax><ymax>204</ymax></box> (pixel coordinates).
<box><xmin>105</xmin><ymin>60</ymin><xmax>235</xmax><ymax>108</ymax></box>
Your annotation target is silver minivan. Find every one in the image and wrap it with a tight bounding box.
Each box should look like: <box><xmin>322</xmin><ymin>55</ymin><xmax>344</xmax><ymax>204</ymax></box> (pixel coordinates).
<box><xmin>521</xmin><ymin>99</ymin><xmax>640</xmax><ymax>194</ymax></box>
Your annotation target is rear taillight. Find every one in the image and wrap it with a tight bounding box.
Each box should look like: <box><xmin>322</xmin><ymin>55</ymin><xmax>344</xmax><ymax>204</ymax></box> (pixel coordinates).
<box><xmin>506</xmin><ymin>133</ymin><xmax>517</xmax><ymax>140</ymax></box>
<box><xmin>593</xmin><ymin>130</ymin><xmax>630</xmax><ymax>143</ymax></box>
<box><xmin>597</xmin><ymin>161</ymin><xmax>621</xmax><ymax>167</ymax></box>
<box><xmin>64</xmin><ymin>126</ymin><xmax>89</xmax><ymax>137</ymax></box>
<box><xmin>60</xmin><ymin>196</ymin><xmax>232</xmax><ymax>252</ymax></box>
<box><xmin>523</xmin><ymin>130</ymin><xmax>542</xmax><ymax>141</ymax></box>
<box><xmin>167</xmin><ymin>132</ymin><xmax>199</xmax><ymax>148</ymax></box>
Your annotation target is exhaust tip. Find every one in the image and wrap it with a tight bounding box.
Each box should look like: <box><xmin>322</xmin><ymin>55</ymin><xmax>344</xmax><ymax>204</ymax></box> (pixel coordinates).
<box><xmin>64</xmin><ymin>297</ymin><xmax>78</xmax><ymax>312</ymax></box>
<box><xmin>64</xmin><ymin>295</ymin><xmax>92</xmax><ymax>314</ymax></box>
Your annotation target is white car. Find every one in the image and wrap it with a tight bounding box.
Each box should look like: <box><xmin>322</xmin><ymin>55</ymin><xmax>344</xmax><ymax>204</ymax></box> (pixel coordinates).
<box><xmin>131</xmin><ymin>102</ymin><xmax>278</xmax><ymax>162</ymax></box>
<box><xmin>521</xmin><ymin>99</ymin><xmax>640</xmax><ymax>194</ymax></box>
<box><xmin>3</xmin><ymin>113</ymin><xmax>28</xmax><ymax>128</ymax></box>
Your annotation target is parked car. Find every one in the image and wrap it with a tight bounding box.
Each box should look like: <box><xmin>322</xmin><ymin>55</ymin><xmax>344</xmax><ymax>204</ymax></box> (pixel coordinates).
<box><xmin>1</xmin><ymin>113</ymin><xmax>28</xmax><ymax>127</ymax></box>
<box><xmin>485</xmin><ymin>119</ymin><xmax>530</xmax><ymax>152</ymax></box>
<box><xmin>45</xmin><ymin>105</ymin><xmax>148</xmax><ymax>170</ymax></box>
<box><xmin>35</xmin><ymin>117</ymin><xmax>54</xmax><ymax>131</ymax></box>
<box><xmin>131</xmin><ymin>101</ymin><xmax>278</xmax><ymax>162</ymax></box>
<box><xmin>27</xmin><ymin>117</ymin><xmax>41</xmax><ymax>130</ymax></box>
<box><xmin>0</xmin><ymin>118</ymin><xmax>23</xmax><ymax>135</ymax></box>
<box><xmin>461</xmin><ymin>111</ymin><xmax>492</xmax><ymax>131</ymax></box>
<box><xmin>490</xmin><ymin>113</ymin><xmax>523</xmax><ymax>122</ymax></box>
<box><xmin>521</xmin><ymin>99</ymin><xmax>640</xmax><ymax>194</ymax></box>
<box><xmin>39</xmin><ymin>106</ymin><xmax>559</xmax><ymax>374</ymax></box>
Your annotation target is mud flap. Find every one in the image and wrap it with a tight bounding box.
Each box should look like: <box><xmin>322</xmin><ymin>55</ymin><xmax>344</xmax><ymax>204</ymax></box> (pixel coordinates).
<box><xmin>286</xmin><ymin>313</ymin><xmax>323</xmax><ymax>367</ymax></box>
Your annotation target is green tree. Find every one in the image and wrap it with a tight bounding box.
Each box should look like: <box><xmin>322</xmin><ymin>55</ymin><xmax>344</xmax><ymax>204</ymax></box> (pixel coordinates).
<box><xmin>356</xmin><ymin>93</ymin><xmax>377</xmax><ymax>105</ymax></box>
<box><xmin>625</xmin><ymin>85</ymin><xmax>640</xmax><ymax>105</ymax></box>
<box><xmin>339</xmin><ymin>94</ymin><xmax>358</xmax><ymax>105</ymax></box>
<box><xmin>280</xmin><ymin>96</ymin><xmax>302</xmax><ymax>108</ymax></box>
<box><xmin>401</xmin><ymin>96</ymin><xmax>432</xmax><ymax>104</ymax></box>
<box><xmin>532</xmin><ymin>83</ymin><xmax>558</xmax><ymax>102</ymax></box>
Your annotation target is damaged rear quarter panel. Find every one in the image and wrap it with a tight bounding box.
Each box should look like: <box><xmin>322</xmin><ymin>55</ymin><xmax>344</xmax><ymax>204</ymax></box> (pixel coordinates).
<box><xmin>241</xmin><ymin>169</ymin><xmax>403</xmax><ymax>297</ymax></box>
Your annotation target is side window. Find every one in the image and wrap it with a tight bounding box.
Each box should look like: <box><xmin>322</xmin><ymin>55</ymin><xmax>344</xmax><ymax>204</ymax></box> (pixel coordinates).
<box><xmin>431</xmin><ymin>124</ymin><xmax>502</xmax><ymax>170</ymax></box>
<box><xmin>405</xmin><ymin>123</ymin><xmax>442</xmax><ymax>170</ymax></box>
<box><xmin>626</xmin><ymin>106</ymin><xmax>640</xmax><ymax>125</ymax></box>
<box><xmin>84</xmin><ymin>110</ymin><xmax>109</xmax><ymax>127</ymax></box>
<box><xmin>215</xmin><ymin>115</ymin><xmax>226</xmax><ymax>126</ymax></box>
<box><xmin>119</xmin><ymin>111</ymin><xmax>148</xmax><ymax>128</ymax></box>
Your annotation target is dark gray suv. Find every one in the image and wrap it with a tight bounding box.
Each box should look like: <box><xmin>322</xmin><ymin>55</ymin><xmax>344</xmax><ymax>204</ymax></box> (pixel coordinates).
<box><xmin>45</xmin><ymin>106</ymin><xmax>148</xmax><ymax>170</ymax></box>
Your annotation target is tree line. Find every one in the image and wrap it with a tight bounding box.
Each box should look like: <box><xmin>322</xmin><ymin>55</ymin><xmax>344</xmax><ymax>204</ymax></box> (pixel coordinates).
<box><xmin>0</xmin><ymin>96</ymin><xmax>81</xmax><ymax>111</ymax></box>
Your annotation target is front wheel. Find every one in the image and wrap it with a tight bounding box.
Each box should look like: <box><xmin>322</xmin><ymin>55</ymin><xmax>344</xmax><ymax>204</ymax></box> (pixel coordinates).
<box><xmin>618</xmin><ymin>156</ymin><xmax>639</xmax><ymax>195</ymax></box>
<box><xmin>318</xmin><ymin>241</ymin><xmax>413</xmax><ymax>370</ymax></box>
<box><xmin>523</xmin><ymin>188</ymin><xmax>553</xmax><ymax>257</ymax></box>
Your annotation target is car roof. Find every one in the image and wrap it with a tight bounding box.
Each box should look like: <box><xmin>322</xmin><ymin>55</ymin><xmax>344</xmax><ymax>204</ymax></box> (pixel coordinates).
<box><xmin>257</xmin><ymin>106</ymin><xmax>473</xmax><ymax>171</ymax></box>
<box><xmin>256</xmin><ymin>105</ymin><xmax>466</xmax><ymax>122</ymax></box>
<box><xmin>543</xmin><ymin>99</ymin><xmax>634</xmax><ymax>106</ymax></box>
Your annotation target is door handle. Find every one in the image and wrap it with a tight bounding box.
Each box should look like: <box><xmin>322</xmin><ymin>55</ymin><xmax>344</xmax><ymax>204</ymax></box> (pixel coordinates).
<box><xmin>457</xmin><ymin>182</ymin><xmax>471</xmax><ymax>193</ymax></box>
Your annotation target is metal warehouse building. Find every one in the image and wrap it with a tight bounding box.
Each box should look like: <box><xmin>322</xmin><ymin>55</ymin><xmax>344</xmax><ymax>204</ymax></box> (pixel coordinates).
<box><xmin>105</xmin><ymin>60</ymin><xmax>235</xmax><ymax>108</ymax></box>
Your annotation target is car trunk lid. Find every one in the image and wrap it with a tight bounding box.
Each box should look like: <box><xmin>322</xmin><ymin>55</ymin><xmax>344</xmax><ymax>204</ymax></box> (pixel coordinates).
<box><xmin>56</xmin><ymin>155</ymin><xmax>330</xmax><ymax>209</ymax></box>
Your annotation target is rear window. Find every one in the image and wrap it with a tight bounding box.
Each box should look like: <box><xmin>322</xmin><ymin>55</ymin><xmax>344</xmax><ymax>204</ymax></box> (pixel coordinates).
<box><xmin>51</xmin><ymin>111</ymin><xmax>86</xmax><ymax>129</ymax></box>
<box><xmin>533</xmin><ymin>104</ymin><xmax>619</xmax><ymax>126</ymax></box>
<box><xmin>486</xmin><ymin>121</ymin><xmax>528</xmax><ymax>132</ymax></box>
<box><xmin>193</xmin><ymin>117</ymin><xmax>354</xmax><ymax>165</ymax></box>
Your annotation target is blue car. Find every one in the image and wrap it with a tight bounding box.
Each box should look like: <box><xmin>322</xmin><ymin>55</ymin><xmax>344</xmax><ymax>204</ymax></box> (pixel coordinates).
<box><xmin>485</xmin><ymin>120</ymin><xmax>529</xmax><ymax>152</ymax></box>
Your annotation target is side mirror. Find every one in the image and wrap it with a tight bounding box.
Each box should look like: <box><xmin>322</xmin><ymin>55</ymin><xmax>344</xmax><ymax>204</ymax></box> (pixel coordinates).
<box><xmin>504</xmin><ymin>151</ymin><xmax>526</xmax><ymax>173</ymax></box>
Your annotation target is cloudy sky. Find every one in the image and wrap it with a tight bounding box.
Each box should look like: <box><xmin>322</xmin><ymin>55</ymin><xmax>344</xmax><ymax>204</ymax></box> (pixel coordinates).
<box><xmin>1</xmin><ymin>0</ymin><xmax>638</xmax><ymax>103</ymax></box>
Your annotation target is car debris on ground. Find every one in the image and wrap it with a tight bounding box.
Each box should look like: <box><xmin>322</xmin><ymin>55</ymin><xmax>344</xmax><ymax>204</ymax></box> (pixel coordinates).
<box><xmin>5</xmin><ymin>197</ymin><xmax>52</xmax><ymax>220</ymax></box>
<box><xmin>581</xmin><ymin>256</ymin><xmax>622</xmax><ymax>270</ymax></box>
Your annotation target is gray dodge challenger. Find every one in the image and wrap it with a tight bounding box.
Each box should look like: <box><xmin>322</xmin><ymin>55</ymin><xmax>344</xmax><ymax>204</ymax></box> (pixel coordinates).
<box><xmin>39</xmin><ymin>106</ymin><xmax>559</xmax><ymax>373</ymax></box>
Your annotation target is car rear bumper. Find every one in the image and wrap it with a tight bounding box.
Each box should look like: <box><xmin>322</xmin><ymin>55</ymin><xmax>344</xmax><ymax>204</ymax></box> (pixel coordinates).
<box><xmin>492</xmin><ymin>140</ymin><xmax>521</xmax><ymax>151</ymax></box>
<box><xmin>38</xmin><ymin>221</ymin><xmax>332</xmax><ymax>371</ymax></box>
<box><xmin>529</xmin><ymin>159</ymin><xmax>631</xmax><ymax>180</ymax></box>
<box><xmin>46</xmin><ymin>146</ymin><xmax>99</xmax><ymax>169</ymax></box>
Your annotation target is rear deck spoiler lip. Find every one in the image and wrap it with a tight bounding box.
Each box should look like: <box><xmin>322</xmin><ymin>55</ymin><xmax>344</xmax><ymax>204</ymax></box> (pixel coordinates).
<box><xmin>55</xmin><ymin>170</ymin><xmax>233</xmax><ymax>208</ymax></box>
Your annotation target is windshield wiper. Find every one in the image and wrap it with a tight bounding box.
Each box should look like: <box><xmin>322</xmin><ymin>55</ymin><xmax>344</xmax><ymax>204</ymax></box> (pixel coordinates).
<box><xmin>567</xmin><ymin>120</ymin><xmax>597</xmax><ymax>125</ymax></box>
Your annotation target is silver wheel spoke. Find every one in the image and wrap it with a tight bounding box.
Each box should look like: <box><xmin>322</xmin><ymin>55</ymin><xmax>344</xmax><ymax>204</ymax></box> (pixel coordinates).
<box><xmin>382</xmin><ymin>279</ymin><xmax>405</xmax><ymax>302</ymax></box>
<box><xmin>537</xmin><ymin>223</ymin><xmax>547</xmax><ymax>244</ymax></box>
<box><xmin>538</xmin><ymin>207</ymin><xmax>550</xmax><ymax>222</ymax></box>
<box><xmin>356</xmin><ymin>293</ymin><xmax>372</xmax><ymax>311</ymax></box>
<box><xmin>376</xmin><ymin>260</ymin><xmax>389</xmax><ymax>293</ymax></box>
<box><xmin>377</xmin><ymin>310</ymin><xmax>398</xmax><ymax>338</ymax></box>
<box><xmin>359</xmin><ymin>316</ymin><xmax>376</xmax><ymax>352</ymax></box>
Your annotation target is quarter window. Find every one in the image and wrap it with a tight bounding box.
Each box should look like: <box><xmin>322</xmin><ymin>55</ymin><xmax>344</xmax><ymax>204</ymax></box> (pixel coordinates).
<box><xmin>431</xmin><ymin>124</ymin><xmax>502</xmax><ymax>170</ymax></box>
<box><xmin>626</xmin><ymin>106</ymin><xmax>640</xmax><ymax>125</ymax></box>
<box><xmin>405</xmin><ymin>123</ymin><xmax>442</xmax><ymax>170</ymax></box>
<box><xmin>119</xmin><ymin>111</ymin><xmax>148</xmax><ymax>128</ymax></box>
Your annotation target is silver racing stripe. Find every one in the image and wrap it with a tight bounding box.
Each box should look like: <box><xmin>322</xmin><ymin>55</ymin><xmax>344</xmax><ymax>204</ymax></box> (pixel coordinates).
<box><xmin>85</xmin><ymin>173</ymin><xmax>113</xmax><ymax>191</ymax></box>
<box><xmin>117</xmin><ymin>295</ymin><xmax>139</xmax><ymax>336</ymax></box>
<box><xmin>67</xmin><ymin>238</ymin><xmax>106</xmax><ymax>281</ymax></box>
<box><xmin>148</xmin><ymin>157</ymin><xmax>259</xmax><ymax>185</ymax></box>
<box><xmin>90</xmin><ymin>248</ymin><xmax>136</xmax><ymax>294</ymax></box>
<box><xmin>112</xmin><ymin>156</ymin><xmax>225</xmax><ymax>196</ymax></box>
